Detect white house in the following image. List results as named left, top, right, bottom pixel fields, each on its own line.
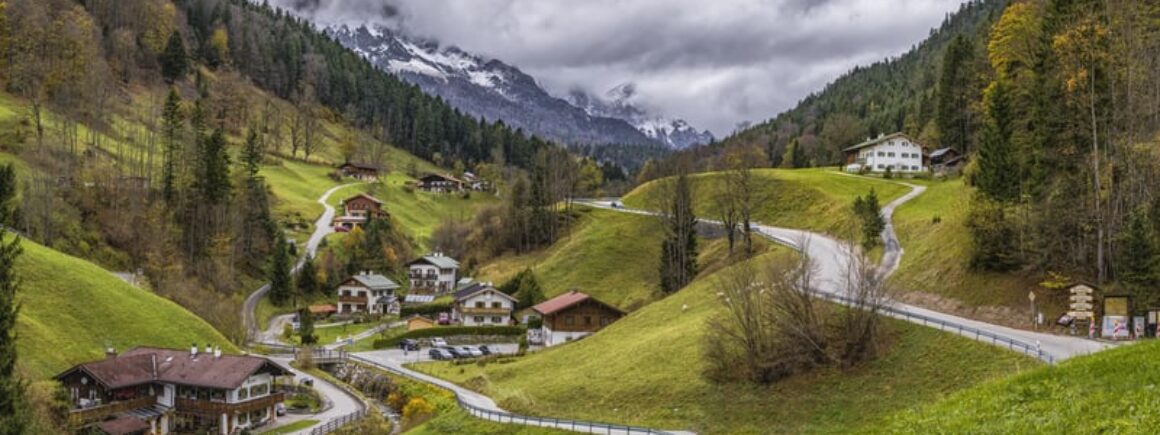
left=336, top=272, right=400, bottom=315
left=407, top=254, right=460, bottom=293
left=451, top=283, right=516, bottom=326
left=843, top=132, right=928, bottom=173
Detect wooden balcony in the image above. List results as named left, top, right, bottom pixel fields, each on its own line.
left=175, top=392, right=284, bottom=416
left=460, top=307, right=511, bottom=316
left=337, top=295, right=367, bottom=304
left=68, top=396, right=157, bottom=425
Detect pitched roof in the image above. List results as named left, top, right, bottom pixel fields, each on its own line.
left=929, top=147, right=957, bottom=158
left=420, top=173, right=464, bottom=184
left=346, top=273, right=400, bottom=290
left=842, top=132, right=919, bottom=152
left=454, top=285, right=517, bottom=303
left=98, top=415, right=150, bottom=435
left=344, top=192, right=384, bottom=205
left=56, top=347, right=292, bottom=390
left=339, top=162, right=379, bottom=170
left=308, top=304, right=337, bottom=314
left=453, top=282, right=488, bottom=300
left=409, top=254, right=460, bottom=269
left=532, top=290, right=624, bottom=316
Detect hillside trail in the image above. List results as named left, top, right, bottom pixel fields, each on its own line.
left=578, top=173, right=1115, bottom=362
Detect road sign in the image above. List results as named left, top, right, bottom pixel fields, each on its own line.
left=1028, top=291, right=1036, bottom=302
left=1070, top=285, right=1094, bottom=295
left=1070, top=294, right=1094, bottom=303
left=1069, top=311, right=1093, bottom=319
left=1070, top=302, right=1094, bottom=311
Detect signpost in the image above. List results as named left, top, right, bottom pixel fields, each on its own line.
left=1029, top=291, right=1037, bottom=329
left=1069, top=284, right=1096, bottom=336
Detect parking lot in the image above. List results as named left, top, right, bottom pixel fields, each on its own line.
left=354, top=342, right=520, bottom=366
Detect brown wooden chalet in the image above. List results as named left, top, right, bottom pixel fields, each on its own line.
left=416, top=173, right=465, bottom=193
left=334, top=193, right=388, bottom=230
left=54, top=346, right=292, bottom=435
left=531, top=291, right=625, bottom=346
left=337, top=161, right=380, bottom=180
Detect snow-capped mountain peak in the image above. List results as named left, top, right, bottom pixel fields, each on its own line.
left=568, top=82, right=714, bottom=149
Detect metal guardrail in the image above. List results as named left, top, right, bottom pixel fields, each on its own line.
left=348, top=355, right=672, bottom=434
left=309, top=409, right=367, bottom=435
left=813, top=290, right=1055, bottom=364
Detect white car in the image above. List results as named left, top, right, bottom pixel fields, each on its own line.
left=458, top=346, right=484, bottom=357
left=430, top=337, right=448, bottom=348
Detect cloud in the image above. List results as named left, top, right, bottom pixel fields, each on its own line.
left=268, top=0, right=965, bottom=136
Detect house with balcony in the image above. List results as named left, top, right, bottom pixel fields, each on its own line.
left=337, top=161, right=380, bottom=180
left=843, top=132, right=929, bottom=174
left=54, top=345, right=292, bottom=435
left=333, top=193, right=388, bottom=230
left=532, top=291, right=625, bottom=346
left=336, top=272, right=401, bottom=315
left=416, top=173, right=465, bottom=193
left=407, top=254, right=460, bottom=294
left=452, top=283, right=516, bottom=326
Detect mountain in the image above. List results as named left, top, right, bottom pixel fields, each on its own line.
left=567, top=83, right=714, bottom=149
left=326, top=24, right=709, bottom=149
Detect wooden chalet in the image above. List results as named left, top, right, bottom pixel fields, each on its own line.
left=337, top=162, right=380, bottom=180
left=416, top=173, right=465, bottom=193
left=531, top=291, right=624, bottom=346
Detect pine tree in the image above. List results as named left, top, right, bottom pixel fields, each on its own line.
left=0, top=164, right=16, bottom=228
left=197, top=128, right=231, bottom=205
left=269, top=231, right=293, bottom=306
left=514, top=270, right=545, bottom=309
left=242, top=128, right=263, bottom=179
left=161, top=88, right=184, bottom=203
left=297, top=255, right=319, bottom=296
left=660, top=173, right=698, bottom=294
left=1119, top=208, right=1158, bottom=304
left=0, top=162, right=27, bottom=434
left=298, top=308, right=316, bottom=345
left=936, top=34, right=977, bottom=152
left=853, top=189, right=885, bottom=249
left=160, top=31, right=188, bottom=82
left=974, top=81, right=1021, bottom=203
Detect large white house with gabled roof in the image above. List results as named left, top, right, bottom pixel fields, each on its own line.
left=336, top=272, right=400, bottom=315
left=843, top=132, right=929, bottom=173
left=407, top=253, right=460, bottom=293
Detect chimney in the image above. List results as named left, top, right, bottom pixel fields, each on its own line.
left=105, top=347, right=117, bottom=359
left=191, top=344, right=198, bottom=358
left=214, top=346, right=222, bottom=359
left=204, top=344, right=211, bottom=355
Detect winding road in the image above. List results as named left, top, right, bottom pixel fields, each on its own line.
left=581, top=175, right=1115, bottom=362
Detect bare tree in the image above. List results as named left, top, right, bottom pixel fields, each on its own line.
left=838, top=248, right=893, bottom=366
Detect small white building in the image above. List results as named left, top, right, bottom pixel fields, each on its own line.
left=843, top=132, right=929, bottom=173
left=407, top=254, right=460, bottom=293
left=451, top=283, right=516, bottom=326
left=336, top=272, right=400, bottom=315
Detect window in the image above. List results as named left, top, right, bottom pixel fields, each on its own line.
left=565, top=316, right=575, bottom=326
left=887, top=152, right=895, bottom=157
left=491, top=316, right=503, bottom=323
left=876, top=164, right=884, bottom=169
left=491, top=302, right=502, bottom=309
left=357, top=291, right=366, bottom=298
left=876, top=151, right=885, bottom=157
left=237, top=387, right=249, bottom=400
left=474, top=316, right=484, bottom=323
left=584, top=316, right=592, bottom=326
left=475, top=301, right=485, bottom=308
left=601, top=317, right=612, bottom=326
left=912, top=166, right=920, bottom=171
left=250, top=384, right=268, bottom=397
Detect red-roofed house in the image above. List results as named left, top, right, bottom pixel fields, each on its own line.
left=55, top=346, right=292, bottom=434
left=531, top=291, right=624, bottom=347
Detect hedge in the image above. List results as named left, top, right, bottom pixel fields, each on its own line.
left=372, top=325, right=525, bottom=349
left=400, top=301, right=452, bottom=317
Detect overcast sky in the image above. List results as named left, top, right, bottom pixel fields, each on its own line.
left=273, top=0, right=966, bottom=136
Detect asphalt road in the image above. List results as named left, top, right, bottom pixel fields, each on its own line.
left=578, top=175, right=1115, bottom=362
left=243, top=183, right=361, bottom=344
left=266, top=356, right=364, bottom=435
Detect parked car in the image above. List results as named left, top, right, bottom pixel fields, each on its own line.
left=334, top=225, right=350, bottom=233
left=400, top=339, right=420, bottom=351
left=275, top=403, right=286, bottom=416
left=442, top=346, right=465, bottom=358
left=437, top=312, right=451, bottom=325
left=430, top=337, right=448, bottom=347
left=428, top=348, right=453, bottom=360
left=478, top=345, right=493, bottom=355
left=458, top=346, right=484, bottom=358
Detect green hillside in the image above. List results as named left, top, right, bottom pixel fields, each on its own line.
left=623, top=169, right=910, bottom=237
left=12, top=235, right=236, bottom=380
left=415, top=251, right=1036, bottom=434
left=891, top=178, right=1036, bottom=310
left=884, top=340, right=1160, bottom=433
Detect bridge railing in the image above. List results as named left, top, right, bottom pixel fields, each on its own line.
left=309, top=409, right=367, bottom=435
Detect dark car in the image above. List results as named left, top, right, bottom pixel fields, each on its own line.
left=443, top=346, right=465, bottom=358
left=428, top=348, right=453, bottom=360
left=400, top=339, right=420, bottom=351
left=478, top=345, right=494, bottom=355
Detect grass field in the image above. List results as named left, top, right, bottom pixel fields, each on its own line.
left=890, top=178, right=1037, bottom=311
left=413, top=250, right=1037, bottom=434
left=476, top=207, right=770, bottom=312
left=11, top=235, right=237, bottom=380
left=622, top=168, right=911, bottom=238
left=882, top=340, right=1160, bottom=433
